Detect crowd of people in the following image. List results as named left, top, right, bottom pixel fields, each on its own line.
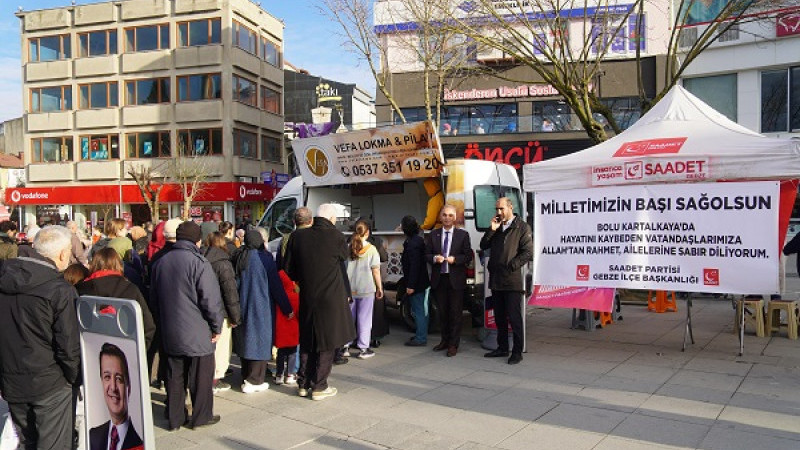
left=0, top=198, right=533, bottom=448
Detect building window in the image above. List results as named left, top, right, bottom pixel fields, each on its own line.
left=30, top=86, right=72, bottom=113
left=595, top=97, right=642, bottom=131
left=232, top=74, right=257, bottom=107
left=760, top=67, right=800, bottom=133
left=125, top=24, right=169, bottom=52
left=178, top=18, right=222, bottom=47
left=126, top=131, right=171, bottom=158
left=32, top=137, right=73, bottom=163
left=78, top=30, right=117, bottom=57
left=177, top=73, right=221, bottom=102
left=29, top=34, right=71, bottom=62
left=80, top=134, right=119, bottom=160
left=261, top=135, right=281, bottom=162
left=177, top=128, right=222, bottom=156
left=233, top=129, right=257, bottom=158
left=684, top=74, right=737, bottom=122
left=79, top=82, right=118, bottom=109
left=260, top=86, right=280, bottom=114
left=260, top=36, right=280, bottom=66
left=232, top=20, right=257, bottom=55
left=591, top=14, right=646, bottom=54
left=125, top=78, right=170, bottom=105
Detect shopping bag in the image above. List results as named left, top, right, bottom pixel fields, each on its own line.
left=0, top=413, right=19, bottom=450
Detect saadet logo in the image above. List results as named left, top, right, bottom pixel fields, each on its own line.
left=703, top=268, right=719, bottom=286
left=576, top=265, right=590, bottom=281
left=613, top=137, right=687, bottom=157
left=624, top=161, right=643, bottom=180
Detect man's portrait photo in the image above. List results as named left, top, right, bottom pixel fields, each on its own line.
left=89, top=342, right=143, bottom=450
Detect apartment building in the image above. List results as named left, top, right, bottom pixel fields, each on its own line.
left=8, top=0, right=285, bottom=228
left=680, top=3, right=800, bottom=138
left=373, top=1, right=671, bottom=170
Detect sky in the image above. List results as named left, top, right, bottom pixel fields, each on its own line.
left=0, top=0, right=375, bottom=122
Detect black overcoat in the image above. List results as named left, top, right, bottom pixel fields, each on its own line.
left=285, top=217, right=356, bottom=352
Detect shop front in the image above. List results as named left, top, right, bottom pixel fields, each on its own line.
left=4, top=181, right=276, bottom=231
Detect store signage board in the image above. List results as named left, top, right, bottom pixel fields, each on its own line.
left=291, top=121, right=445, bottom=187
left=533, top=181, right=779, bottom=294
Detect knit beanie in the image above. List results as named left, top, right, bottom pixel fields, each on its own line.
left=176, top=221, right=202, bottom=243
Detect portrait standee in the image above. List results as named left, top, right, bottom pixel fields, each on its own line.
left=78, top=295, right=155, bottom=449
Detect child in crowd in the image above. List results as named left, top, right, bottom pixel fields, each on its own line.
left=63, top=263, right=90, bottom=286
left=344, top=220, right=383, bottom=359
left=274, top=269, right=300, bottom=385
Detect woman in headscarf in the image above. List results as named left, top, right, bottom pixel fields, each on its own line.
left=232, top=230, right=293, bottom=393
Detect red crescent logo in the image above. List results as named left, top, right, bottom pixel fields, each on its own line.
left=703, top=268, right=719, bottom=286
left=576, top=265, right=590, bottom=281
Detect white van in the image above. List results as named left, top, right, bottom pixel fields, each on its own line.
left=258, top=158, right=523, bottom=329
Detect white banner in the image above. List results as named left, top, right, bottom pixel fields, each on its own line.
left=533, top=181, right=780, bottom=294
left=291, top=121, right=444, bottom=187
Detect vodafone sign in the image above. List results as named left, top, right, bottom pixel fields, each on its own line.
left=5, top=182, right=274, bottom=205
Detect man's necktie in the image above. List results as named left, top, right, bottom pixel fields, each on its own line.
left=110, top=425, right=119, bottom=450
left=441, top=230, right=450, bottom=273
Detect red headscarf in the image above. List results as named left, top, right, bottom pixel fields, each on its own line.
left=147, top=221, right=166, bottom=260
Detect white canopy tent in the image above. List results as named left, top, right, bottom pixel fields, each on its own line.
left=523, top=85, right=800, bottom=355
left=523, top=85, right=800, bottom=192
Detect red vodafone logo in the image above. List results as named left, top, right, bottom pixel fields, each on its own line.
left=613, top=137, right=687, bottom=157
left=703, top=268, right=719, bottom=286
left=576, top=265, right=590, bottom=281
left=239, top=185, right=247, bottom=198
left=10, top=190, right=21, bottom=203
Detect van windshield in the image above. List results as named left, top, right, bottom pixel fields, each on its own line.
left=474, top=185, right=522, bottom=231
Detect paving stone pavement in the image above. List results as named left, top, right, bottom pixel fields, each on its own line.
left=146, top=284, right=800, bottom=450
left=3, top=282, right=799, bottom=449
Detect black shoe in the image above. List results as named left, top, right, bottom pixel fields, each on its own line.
left=405, top=339, right=427, bottom=347
left=190, top=415, right=221, bottom=429
left=484, top=349, right=509, bottom=358
left=333, top=356, right=349, bottom=365
left=508, top=354, right=522, bottom=365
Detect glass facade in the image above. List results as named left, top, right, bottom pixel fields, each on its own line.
left=178, top=18, right=221, bottom=47
left=80, top=134, right=119, bottom=160
left=233, top=75, right=257, bottom=107
left=79, top=82, right=118, bottom=109
left=233, top=129, right=257, bottom=158
left=760, top=67, right=800, bottom=133
left=125, top=24, right=169, bottom=52
left=178, top=128, right=223, bottom=156
left=178, top=73, right=221, bottom=101
left=29, top=35, right=70, bottom=62
left=32, top=137, right=73, bottom=163
left=684, top=74, right=737, bottom=122
left=126, top=131, right=171, bottom=158
left=125, top=78, right=170, bottom=105
left=78, top=30, right=117, bottom=57
left=31, top=86, right=72, bottom=113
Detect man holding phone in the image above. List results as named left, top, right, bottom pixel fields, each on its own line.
left=480, top=197, right=533, bottom=365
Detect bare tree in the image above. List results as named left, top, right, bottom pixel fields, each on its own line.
left=321, top=0, right=407, bottom=123
left=416, top=0, right=767, bottom=143
left=126, top=161, right=167, bottom=223
left=168, top=137, right=213, bottom=220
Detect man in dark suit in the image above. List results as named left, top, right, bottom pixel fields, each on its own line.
left=90, top=343, right=143, bottom=450
left=481, top=197, right=533, bottom=365
left=425, top=204, right=473, bottom=357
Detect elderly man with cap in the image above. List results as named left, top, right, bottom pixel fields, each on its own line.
left=150, top=220, right=224, bottom=430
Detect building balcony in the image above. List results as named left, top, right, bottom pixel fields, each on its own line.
left=26, top=60, right=71, bottom=82
left=74, top=55, right=117, bottom=78
left=76, top=160, right=120, bottom=180
left=28, top=163, right=73, bottom=182
left=232, top=157, right=264, bottom=179
left=175, top=100, right=223, bottom=123
left=120, top=0, right=168, bottom=20
left=23, top=8, right=70, bottom=31
left=122, top=104, right=172, bottom=126
left=122, top=50, right=171, bottom=74
left=174, top=0, right=222, bottom=14
left=175, top=45, right=223, bottom=68
left=75, top=109, right=119, bottom=129
left=261, top=61, right=283, bottom=85
left=74, top=2, right=116, bottom=25
left=231, top=47, right=261, bottom=77
left=260, top=111, right=283, bottom=132
left=27, top=111, right=72, bottom=131
left=232, top=102, right=261, bottom=127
